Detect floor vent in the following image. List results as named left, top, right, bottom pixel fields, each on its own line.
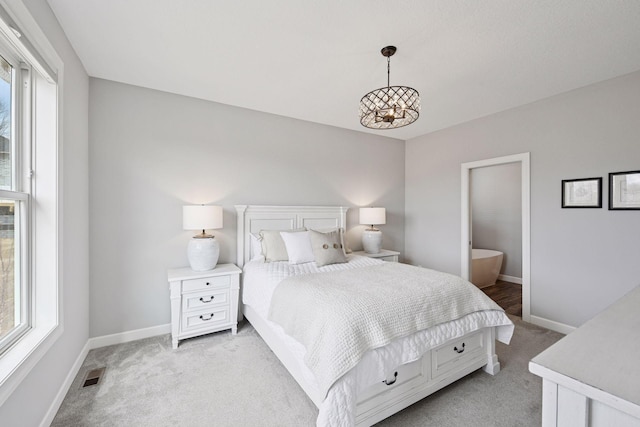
left=82, top=367, right=106, bottom=388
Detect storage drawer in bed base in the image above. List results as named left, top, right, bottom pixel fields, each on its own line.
left=357, top=356, right=430, bottom=414
left=355, top=328, right=496, bottom=427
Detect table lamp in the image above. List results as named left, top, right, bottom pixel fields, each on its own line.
left=360, top=207, right=386, bottom=254
left=183, top=205, right=223, bottom=271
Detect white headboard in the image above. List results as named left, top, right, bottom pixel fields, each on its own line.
left=234, top=205, right=349, bottom=268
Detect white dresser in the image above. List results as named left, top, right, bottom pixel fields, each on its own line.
left=529, top=286, right=640, bottom=426
left=168, top=264, right=241, bottom=349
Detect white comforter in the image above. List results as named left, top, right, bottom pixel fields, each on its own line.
left=268, top=262, right=508, bottom=397
left=243, top=256, right=514, bottom=426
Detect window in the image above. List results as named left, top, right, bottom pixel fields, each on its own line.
left=0, top=43, right=30, bottom=355
left=0, top=2, right=61, bottom=406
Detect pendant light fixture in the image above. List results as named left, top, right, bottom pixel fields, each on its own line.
left=359, top=46, right=420, bottom=130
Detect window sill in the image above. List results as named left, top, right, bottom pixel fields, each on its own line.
left=0, top=322, right=61, bottom=406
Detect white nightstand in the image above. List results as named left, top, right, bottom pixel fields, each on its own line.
left=352, top=249, right=400, bottom=262
left=168, top=263, right=241, bottom=349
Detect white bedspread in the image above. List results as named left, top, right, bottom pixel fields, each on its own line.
left=243, top=254, right=383, bottom=314
left=268, top=262, right=509, bottom=397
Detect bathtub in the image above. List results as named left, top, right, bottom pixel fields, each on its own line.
left=471, top=249, right=503, bottom=288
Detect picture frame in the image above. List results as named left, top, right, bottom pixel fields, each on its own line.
left=609, top=170, right=640, bottom=210
left=561, top=177, right=602, bottom=208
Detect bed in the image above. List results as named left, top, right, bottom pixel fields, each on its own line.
left=235, top=205, right=514, bottom=426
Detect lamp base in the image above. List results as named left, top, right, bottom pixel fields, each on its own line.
left=362, top=229, right=382, bottom=254
left=187, top=237, right=219, bottom=271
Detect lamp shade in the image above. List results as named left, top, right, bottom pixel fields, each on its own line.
left=359, top=207, right=386, bottom=226
left=183, top=205, right=223, bottom=230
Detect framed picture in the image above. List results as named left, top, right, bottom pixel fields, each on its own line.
left=609, top=170, right=640, bottom=210
left=561, top=177, right=602, bottom=208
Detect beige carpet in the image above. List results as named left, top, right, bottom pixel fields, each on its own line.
left=51, top=317, right=563, bottom=426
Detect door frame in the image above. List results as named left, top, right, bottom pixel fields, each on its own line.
left=461, top=152, right=531, bottom=322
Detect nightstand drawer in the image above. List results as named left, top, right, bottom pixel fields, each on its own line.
left=182, top=275, right=230, bottom=293
left=182, top=307, right=229, bottom=331
left=182, top=289, right=229, bottom=312
left=432, top=331, right=484, bottom=379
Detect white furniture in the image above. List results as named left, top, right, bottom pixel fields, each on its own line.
left=236, top=205, right=504, bottom=426
left=168, top=264, right=241, bottom=349
left=529, top=286, right=640, bottom=427
left=352, top=249, right=400, bottom=262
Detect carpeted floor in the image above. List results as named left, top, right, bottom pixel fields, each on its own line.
left=51, top=317, right=563, bottom=426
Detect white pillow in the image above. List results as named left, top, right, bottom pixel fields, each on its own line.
left=280, top=231, right=315, bottom=264
left=249, top=233, right=263, bottom=260
left=259, top=228, right=306, bottom=262
left=259, top=230, right=289, bottom=262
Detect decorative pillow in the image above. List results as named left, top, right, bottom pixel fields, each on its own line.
left=280, top=231, right=315, bottom=264
left=312, top=227, right=351, bottom=255
left=259, top=228, right=306, bottom=262
left=309, top=229, right=348, bottom=267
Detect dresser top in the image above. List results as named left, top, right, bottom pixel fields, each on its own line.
left=168, top=263, right=241, bottom=281
left=530, top=285, right=640, bottom=406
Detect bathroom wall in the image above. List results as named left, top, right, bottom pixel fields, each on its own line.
left=471, top=162, right=522, bottom=279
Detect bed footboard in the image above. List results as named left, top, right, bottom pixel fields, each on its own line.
left=246, top=302, right=499, bottom=426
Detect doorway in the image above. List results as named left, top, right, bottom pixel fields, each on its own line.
left=461, top=153, right=530, bottom=322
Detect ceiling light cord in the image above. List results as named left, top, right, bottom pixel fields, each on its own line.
left=387, top=56, right=391, bottom=89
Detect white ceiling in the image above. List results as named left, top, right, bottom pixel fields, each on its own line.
left=47, top=0, right=640, bottom=140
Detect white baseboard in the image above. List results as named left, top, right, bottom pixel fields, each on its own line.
left=498, top=274, right=522, bottom=284
left=39, top=340, right=90, bottom=427
left=88, top=323, right=171, bottom=350
left=530, top=315, right=576, bottom=335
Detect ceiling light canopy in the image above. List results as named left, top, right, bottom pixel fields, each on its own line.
left=359, top=46, right=420, bottom=130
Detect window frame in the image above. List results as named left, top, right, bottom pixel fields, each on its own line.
left=0, top=45, right=32, bottom=356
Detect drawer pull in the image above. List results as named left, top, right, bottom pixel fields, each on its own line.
left=205, top=282, right=211, bottom=286
left=199, top=313, right=215, bottom=321
left=383, top=371, right=398, bottom=386
left=454, top=343, right=465, bottom=354
left=199, top=296, right=215, bottom=303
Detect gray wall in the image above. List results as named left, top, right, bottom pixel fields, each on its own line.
left=405, top=70, right=640, bottom=328
left=471, top=162, right=522, bottom=278
left=89, top=78, right=405, bottom=337
left=0, top=0, right=90, bottom=425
